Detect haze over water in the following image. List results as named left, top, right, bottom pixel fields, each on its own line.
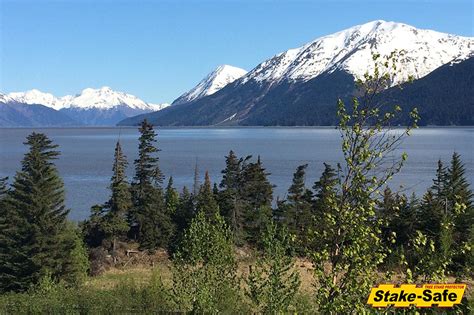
left=0, top=127, right=472, bottom=221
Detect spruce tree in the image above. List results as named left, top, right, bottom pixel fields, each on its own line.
left=165, top=177, right=180, bottom=215
left=0, top=133, right=80, bottom=291
left=218, top=150, right=249, bottom=245
left=196, top=171, right=219, bottom=220
left=241, top=156, right=273, bottom=246
left=311, top=163, right=338, bottom=251
left=130, top=120, right=173, bottom=250
left=418, top=160, right=447, bottom=239
left=446, top=152, right=473, bottom=273
left=174, top=186, right=195, bottom=234
left=278, top=164, right=313, bottom=254
left=170, top=186, right=195, bottom=254
left=103, top=141, right=132, bottom=253
left=82, top=141, right=132, bottom=253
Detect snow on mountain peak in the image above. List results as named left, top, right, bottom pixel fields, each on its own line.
left=6, top=87, right=168, bottom=112
left=242, top=20, right=473, bottom=85
left=172, top=65, right=247, bottom=105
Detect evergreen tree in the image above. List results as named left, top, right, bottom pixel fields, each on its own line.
left=446, top=152, right=473, bottom=274
left=0, top=133, right=81, bottom=292
left=165, top=177, right=180, bottom=215
left=130, top=120, right=173, bottom=250
left=218, top=150, right=249, bottom=245
left=82, top=205, right=106, bottom=248
left=418, top=160, right=447, bottom=239
left=0, top=177, right=7, bottom=197
left=174, top=187, right=195, bottom=234
left=311, top=163, right=338, bottom=251
left=196, top=171, right=219, bottom=220
left=278, top=164, right=313, bottom=254
left=82, top=141, right=132, bottom=254
left=103, top=141, right=132, bottom=253
left=170, top=187, right=195, bottom=254
left=241, top=156, right=274, bottom=246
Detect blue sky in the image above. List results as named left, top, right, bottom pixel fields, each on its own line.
left=1, top=0, right=472, bottom=103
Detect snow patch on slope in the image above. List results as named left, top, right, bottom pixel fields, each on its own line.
left=242, top=20, right=473, bottom=85
left=172, top=65, right=247, bottom=105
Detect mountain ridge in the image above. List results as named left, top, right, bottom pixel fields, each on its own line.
left=119, top=20, right=473, bottom=127
left=172, top=65, right=247, bottom=105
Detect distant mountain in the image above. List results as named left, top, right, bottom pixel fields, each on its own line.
left=172, top=65, right=247, bottom=105
left=119, top=20, right=473, bottom=126
left=0, top=94, right=79, bottom=127
left=6, top=87, right=169, bottom=126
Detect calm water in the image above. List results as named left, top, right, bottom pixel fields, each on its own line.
left=0, top=127, right=472, bottom=221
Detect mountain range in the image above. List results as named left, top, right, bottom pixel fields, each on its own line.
left=120, top=20, right=474, bottom=126
left=0, top=87, right=169, bottom=126
left=2, top=20, right=473, bottom=127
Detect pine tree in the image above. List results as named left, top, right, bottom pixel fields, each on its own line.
left=241, top=156, right=274, bottom=246
left=0, top=133, right=80, bottom=291
left=130, top=120, right=173, bottom=250
left=196, top=171, right=219, bottom=220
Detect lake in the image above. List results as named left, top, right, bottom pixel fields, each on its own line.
left=0, top=127, right=473, bottom=221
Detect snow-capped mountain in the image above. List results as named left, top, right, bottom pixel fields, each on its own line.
left=242, top=20, right=472, bottom=86
left=7, top=87, right=168, bottom=112
left=5, top=87, right=169, bottom=125
left=120, top=20, right=473, bottom=126
left=172, top=65, right=247, bottom=105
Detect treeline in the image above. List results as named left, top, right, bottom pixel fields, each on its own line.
left=0, top=53, right=472, bottom=313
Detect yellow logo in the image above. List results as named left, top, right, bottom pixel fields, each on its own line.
left=367, top=284, right=466, bottom=308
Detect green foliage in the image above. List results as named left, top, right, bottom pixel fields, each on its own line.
left=0, top=133, right=84, bottom=292
left=130, top=120, right=174, bottom=250
left=196, top=171, right=220, bottom=220
left=277, top=164, right=313, bottom=255
left=218, top=150, right=249, bottom=244
left=406, top=153, right=474, bottom=281
left=246, top=222, right=301, bottom=313
left=83, top=141, right=132, bottom=252
left=311, top=52, right=418, bottom=313
left=240, top=156, right=274, bottom=246
left=172, top=210, right=242, bottom=312
left=0, top=269, right=176, bottom=313
left=165, top=176, right=180, bottom=214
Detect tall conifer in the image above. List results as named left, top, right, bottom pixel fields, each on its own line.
left=241, top=156, right=273, bottom=246
left=0, top=133, right=82, bottom=291
left=130, top=120, right=173, bottom=250
left=196, top=172, right=219, bottom=220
